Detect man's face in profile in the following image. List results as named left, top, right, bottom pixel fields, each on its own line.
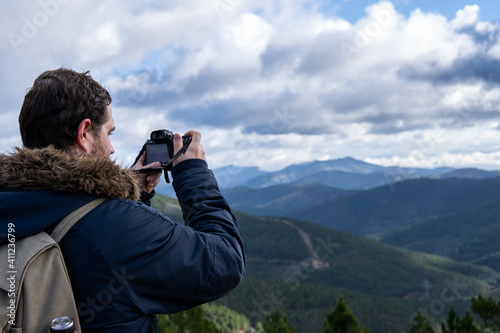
left=88, top=105, right=115, bottom=159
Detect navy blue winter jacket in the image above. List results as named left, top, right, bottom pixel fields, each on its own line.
left=0, top=147, right=245, bottom=332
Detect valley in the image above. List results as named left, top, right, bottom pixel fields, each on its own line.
left=152, top=157, right=500, bottom=332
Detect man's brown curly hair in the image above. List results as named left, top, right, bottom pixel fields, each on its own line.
left=19, top=68, right=112, bottom=150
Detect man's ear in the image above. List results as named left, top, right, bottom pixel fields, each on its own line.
left=75, top=118, right=93, bottom=154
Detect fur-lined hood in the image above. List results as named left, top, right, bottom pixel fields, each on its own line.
left=0, top=146, right=140, bottom=201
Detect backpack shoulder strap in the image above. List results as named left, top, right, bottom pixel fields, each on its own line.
left=51, top=198, right=108, bottom=242
left=0, top=197, right=108, bottom=333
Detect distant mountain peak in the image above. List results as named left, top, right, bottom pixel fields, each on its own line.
left=338, top=156, right=359, bottom=161
left=204, top=156, right=500, bottom=193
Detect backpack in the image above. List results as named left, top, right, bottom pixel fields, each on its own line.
left=0, top=198, right=107, bottom=333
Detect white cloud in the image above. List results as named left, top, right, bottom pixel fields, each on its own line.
left=1, top=0, right=500, bottom=172
left=78, top=23, right=123, bottom=63
left=451, top=4, right=480, bottom=30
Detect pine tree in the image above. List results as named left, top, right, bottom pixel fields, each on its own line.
left=262, top=309, right=296, bottom=333
left=157, top=305, right=222, bottom=333
left=406, top=311, right=435, bottom=333
left=470, top=295, right=500, bottom=331
left=442, top=307, right=458, bottom=333
left=456, top=311, right=479, bottom=333
left=442, top=307, right=479, bottom=333
left=322, top=296, right=369, bottom=333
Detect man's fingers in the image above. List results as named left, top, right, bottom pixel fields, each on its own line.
left=173, top=133, right=183, bottom=155
left=143, top=161, right=162, bottom=169
left=132, top=153, right=146, bottom=170
left=172, top=130, right=206, bottom=167
left=184, top=130, right=201, bottom=143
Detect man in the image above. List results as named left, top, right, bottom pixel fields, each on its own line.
left=0, top=68, right=245, bottom=332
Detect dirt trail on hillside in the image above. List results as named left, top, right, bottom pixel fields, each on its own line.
left=278, top=219, right=329, bottom=269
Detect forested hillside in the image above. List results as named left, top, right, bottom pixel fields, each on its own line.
left=152, top=196, right=499, bottom=332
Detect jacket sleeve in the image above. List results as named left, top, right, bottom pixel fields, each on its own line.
left=108, top=159, right=245, bottom=314
left=139, top=190, right=155, bottom=206
left=172, top=159, right=244, bottom=252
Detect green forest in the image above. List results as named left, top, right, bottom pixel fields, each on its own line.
left=151, top=173, right=500, bottom=333
left=156, top=295, right=500, bottom=332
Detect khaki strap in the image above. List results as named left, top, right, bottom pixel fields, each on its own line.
left=51, top=198, right=108, bottom=243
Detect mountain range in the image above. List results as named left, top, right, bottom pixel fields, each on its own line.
left=151, top=195, right=499, bottom=333
left=213, top=157, right=500, bottom=190
left=154, top=156, right=500, bottom=196
left=151, top=157, right=500, bottom=332
left=221, top=173, right=500, bottom=274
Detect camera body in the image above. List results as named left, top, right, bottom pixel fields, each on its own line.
left=144, top=129, right=190, bottom=165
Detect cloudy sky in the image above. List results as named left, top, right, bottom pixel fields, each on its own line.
left=1, top=0, right=500, bottom=172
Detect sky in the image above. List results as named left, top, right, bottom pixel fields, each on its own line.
left=1, top=0, right=500, bottom=172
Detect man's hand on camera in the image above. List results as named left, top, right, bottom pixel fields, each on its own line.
left=132, top=153, right=163, bottom=193
left=173, top=130, right=206, bottom=167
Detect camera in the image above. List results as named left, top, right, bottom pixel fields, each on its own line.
left=144, top=129, right=191, bottom=166
left=134, top=129, right=192, bottom=182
